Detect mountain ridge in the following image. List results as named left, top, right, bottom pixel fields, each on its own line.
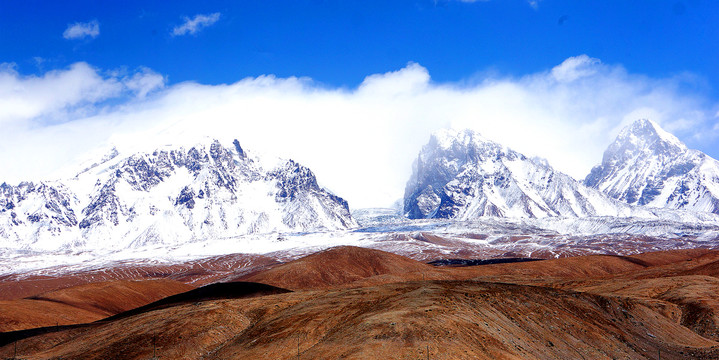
left=585, top=119, right=719, bottom=214
left=404, top=128, right=649, bottom=220
left=0, top=138, right=356, bottom=251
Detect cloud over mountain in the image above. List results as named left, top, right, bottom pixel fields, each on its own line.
left=0, top=56, right=716, bottom=208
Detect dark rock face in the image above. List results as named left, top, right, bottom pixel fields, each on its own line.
left=269, top=160, right=320, bottom=201
left=0, top=181, right=78, bottom=230
left=175, top=186, right=196, bottom=209
left=232, top=139, right=246, bottom=159
left=80, top=180, right=122, bottom=229
left=584, top=119, right=719, bottom=214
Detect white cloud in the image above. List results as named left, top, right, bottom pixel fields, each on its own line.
left=0, top=62, right=120, bottom=125
left=0, top=57, right=716, bottom=209
left=0, top=63, right=164, bottom=127
left=63, top=20, right=100, bottom=40
left=172, top=13, right=221, bottom=36
left=358, top=62, right=430, bottom=95
left=551, top=55, right=601, bottom=83
left=122, top=67, right=166, bottom=98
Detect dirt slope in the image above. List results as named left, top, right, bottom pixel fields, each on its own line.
left=3, top=280, right=718, bottom=360
left=0, top=279, right=193, bottom=332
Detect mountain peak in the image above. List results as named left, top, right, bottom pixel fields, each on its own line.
left=430, top=128, right=489, bottom=150
left=585, top=119, right=719, bottom=213
left=613, top=119, right=685, bottom=154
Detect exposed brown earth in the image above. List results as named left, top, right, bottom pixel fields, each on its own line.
left=239, top=246, right=438, bottom=290
left=0, top=279, right=193, bottom=332
left=3, top=246, right=719, bottom=359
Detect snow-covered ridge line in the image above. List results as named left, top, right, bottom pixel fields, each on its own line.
left=0, top=138, right=356, bottom=252
left=404, top=126, right=719, bottom=225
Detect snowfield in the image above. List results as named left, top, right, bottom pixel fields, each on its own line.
left=3, top=208, right=719, bottom=277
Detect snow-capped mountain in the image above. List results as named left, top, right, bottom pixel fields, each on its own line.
left=404, top=129, right=652, bottom=220
left=0, top=139, right=356, bottom=251
left=584, top=119, right=719, bottom=214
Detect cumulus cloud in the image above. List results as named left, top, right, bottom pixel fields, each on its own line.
left=0, top=63, right=165, bottom=127
left=172, top=13, right=221, bottom=36
left=0, top=62, right=120, bottom=125
left=63, top=20, right=100, bottom=40
left=0, top=56, right=716, bottom=209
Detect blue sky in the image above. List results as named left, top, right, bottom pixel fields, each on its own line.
left=0, top=1, right=718, bottom=207
left=2, top=1, right=717, bottom=89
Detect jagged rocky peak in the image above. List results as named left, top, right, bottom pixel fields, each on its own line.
left=585, top=119, right=719, bottom=214
left=404, top=128, right=632, bottom=220
left=0, top=138, right=357, bottom=251
left=424, top=129, right=521, bottom=161
left=404, top=129, right=525, bottom=218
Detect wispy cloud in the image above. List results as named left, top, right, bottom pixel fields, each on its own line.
left=63, top=20, right=100, bottom=40
left=0, top=57, right=715, bottom=208
left=172, top=13, right=221, bottom=36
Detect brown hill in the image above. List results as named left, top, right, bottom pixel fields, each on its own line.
left=239, top=246, right=437, bottom=290
left=0, top=279, right=193, bottom=332
left=0, top=299, right=100, bottom=333
left=5, top=247, right=719, bottom=359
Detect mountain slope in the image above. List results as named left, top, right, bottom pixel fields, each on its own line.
left=0, top=139, right=356, bottom=251
left=404, top=129, right=643, bottom=220
left=585, top=119, right=719, bottom=214
left=240, top=246, right=436, bottom=290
